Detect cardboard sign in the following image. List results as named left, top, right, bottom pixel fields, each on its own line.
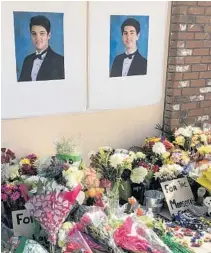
left=161, top=177, right=194, bottom=215
left=12, top=209, right=35, bottom=237
left=12, top=209, right=49, bottom=247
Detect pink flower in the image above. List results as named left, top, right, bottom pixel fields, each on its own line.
left=4, top=185, right=12, bottom=195
left=11, top=185, right=18, bottom=191
left=1, top=185, right=6, bottom=192
left=1, top=193, right=7, bottom=201
left=84, top=168, right=100, bottom=188
left=26, top=154, right=37, bottom=160
left=80, top=215, right=91, bottom=227
left=100, top=178, right=112, bottom=190
left=11, top=191, right=20, bottom=201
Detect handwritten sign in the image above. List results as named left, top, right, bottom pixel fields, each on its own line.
left=161, top=177, right=194, bottom=215
left=12, top=209, right=35, bottom=237
left=12, top=209, right=49, bottom=247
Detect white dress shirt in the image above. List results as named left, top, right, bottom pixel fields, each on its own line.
left=31, top=50, right=47, bottom=81
left=122, top=49, right=137, bottom=77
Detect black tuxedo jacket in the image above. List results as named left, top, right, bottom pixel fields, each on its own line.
left=18, top=46, right=65, bottom=82
left=110, top=50, right=147, bottom=77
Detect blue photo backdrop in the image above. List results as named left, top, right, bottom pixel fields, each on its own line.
left=110, top=15, right=149, bottom=70
left=13, top=11, right=64, bottom=81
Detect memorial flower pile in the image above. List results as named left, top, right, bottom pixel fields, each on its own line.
left=1, top=125, right=211, bottom=253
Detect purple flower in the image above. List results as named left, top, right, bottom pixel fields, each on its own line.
left=1, top=193, right=7, bottom=201
left=1, top=184, right=7, bottom=192
left=10, top=191, right=20, bottom=201
left=11, top=185, right=18, bottom=190
left=4, top=185, right=12, bottom=195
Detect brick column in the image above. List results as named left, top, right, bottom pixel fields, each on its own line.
left=163, top=1, right=211, bottom=131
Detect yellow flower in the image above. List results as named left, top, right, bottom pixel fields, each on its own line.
left=136, top=152, right=146, bottom=159
left=162, top=152, right=170, bottom=160
left=19, top=158, right=30, bottom=165
left=164, top=158, right=174, bottom=165
left=144, top=137, right=161, bottom=145
left=7, top=165, right=20, bottom=180
left=202, top=167, right=211, bottom=182
left=96, top=187, right=104, bottom=194
left=151, top=137, right=161, bottom=143
left=62, top=222, right=73, bottom=230
left=200, top=134, right=207, bottom=143
left=85, top=191, right=89, bottom=198
left=87, top=188, right=96, bottom=198
left=175, top=136, right=185, bottom=147
left=181, top=154, right=190, bottom=163
left=58, top=240, right=65, bottom=248
left=191, top=136, right=199, bottom=147
left=62, top=167, right=73, bottom=176
left=198, top=145, right=211, bottom=155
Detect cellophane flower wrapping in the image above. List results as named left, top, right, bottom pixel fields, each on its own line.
left=65, top=227, right=93, bottom=253
left=132, top=216, right=173, bottom=253
left=113, top=216, right=165, bottom=253
left=25, top=184, right=81, bottom=245
left=74, top=205, right=125, bottom=253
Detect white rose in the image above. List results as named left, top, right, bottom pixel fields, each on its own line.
left=109, top=154, right=125, bottom=168
left=136, top=152, right=146, bottom=159
left=128, top=151, right=136, bottom=161
left=130, top=166, right=148, bottom=184
left=192, top=127, right=202, bottom=135
left=152, top=142, right=166, bottom=155
left=6, top=165, right=20, bottom=180
left=58, top=230, right=66, bottom=241
left=76, top=191, right=85, bottom=205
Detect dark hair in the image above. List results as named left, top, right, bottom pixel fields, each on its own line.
left=121, top=18, right=140, bottom=35
left=30, top=15, right=51, bottom=34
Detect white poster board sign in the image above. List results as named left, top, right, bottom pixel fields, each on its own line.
left=12, top=209, right=49, bottom=246
left=161, top=177, right=194, bottom=215
left=88, top=1, right=169, bottom=110
left=1, top=1, right=87, bottom=119
left=12, top=209, right=35, bottom=237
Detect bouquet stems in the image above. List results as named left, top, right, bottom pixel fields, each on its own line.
left=108, top=177, right=121, bottom=218
left=50, top=243, right=55, bottom=253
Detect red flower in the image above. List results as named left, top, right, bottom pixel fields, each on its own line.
left=138, top=162, right=149, bottom=169
left=162, top=139, right=174, bottom=150
left=100, top=178, right=112, bottom=190
left=152, top=165, right=159, bottom=173
left=1, top=148, right=16, bottom=164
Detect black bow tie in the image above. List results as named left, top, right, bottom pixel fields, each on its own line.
left=34, top=48, right=48, bottom=60
left=124, top=51, right=137, bottom=59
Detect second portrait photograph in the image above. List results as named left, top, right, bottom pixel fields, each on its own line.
left=110, top=15, right=149, bottom=78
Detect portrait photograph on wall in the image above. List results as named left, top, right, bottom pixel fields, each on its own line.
left=2, top=1, right=87, bottom=119
left=88, top=1, right=169, bottom=110
left=13, top=11, right=64, bottom=82
left=110, top=15, right=149, bottom=78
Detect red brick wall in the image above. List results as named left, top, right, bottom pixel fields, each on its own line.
left=163, top=1, right=211, bottom=131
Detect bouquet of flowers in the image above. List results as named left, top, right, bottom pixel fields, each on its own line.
left=173, top=126, right=210, bottom=160
left=25, top=184, right=81, bottom=246
left=73, top=205, right=125, bottom=253
left=89, top=147, right=135, bottom=213
left=1, top=148, right=16, bottom=164
left=1, top=183, right=26, bottom=228
left=54, top=136, right=82, bottom=167
left=189, top=160, right=211, bottom=192
left=58, top=222, right=93, bottom=253
left=19, top=154, right=38, bottom=176
left=154, top=164, right=183, bottom=182
left=143, top=137, right=174, bottom=167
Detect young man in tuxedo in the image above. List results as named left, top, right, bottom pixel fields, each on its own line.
left=19, top=15, right=65, bottom=82
left=110, top=18, right=147, bottom=78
